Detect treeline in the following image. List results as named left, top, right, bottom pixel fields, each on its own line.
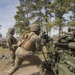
left=14, top=0, right=75, bottom=36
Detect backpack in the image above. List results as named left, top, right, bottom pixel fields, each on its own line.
left=17, top=33, right=29, bottom=47
left=16, top=32, right=35, bottom=57
left=17, top=32, right=35, bottom=50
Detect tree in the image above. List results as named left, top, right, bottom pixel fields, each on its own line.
left=68, top=1, right=75, bottom=26
left=52, top=0, right=72, bottom=37
left=14, top=0, right=75, bottom=37
left=0, top=25, right=2, bottom=37
left=0, top=33, right=2, bottom=37
left=14, top=0, right=30, bottom=35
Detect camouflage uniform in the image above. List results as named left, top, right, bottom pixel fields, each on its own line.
left=7, top=24, right=44, bottom=75
left=6, top=28, right=17, bottom=65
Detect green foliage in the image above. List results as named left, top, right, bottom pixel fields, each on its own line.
left=14, top=0, right=75, bottom=36
left=20, top=26, right=30, bottom=35
left=68, top=20, right=75, bottom=26
left=45, top=22, right=54, bottom=32
left=54, top=18, right=62, bottom=26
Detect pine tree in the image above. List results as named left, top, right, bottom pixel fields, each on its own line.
left=53, top=0, right=72, bottom=37
left=14, top=0, right=74, bottom=36
left=68, top=0, right=75, bottom=26
left=14, top=0, right=30, bottom=35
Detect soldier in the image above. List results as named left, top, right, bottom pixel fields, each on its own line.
left=58, top=27, right=75, bottom=43
left=66, top=27, right=75, bottom=42
left=6, top=24, right=44, bottom=75
left=6, top=28, right=17, bottom=66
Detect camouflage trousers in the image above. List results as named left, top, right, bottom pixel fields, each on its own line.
left=10, top=50, right=15, bottom=66
left=7, top=53, right=45, bottom=75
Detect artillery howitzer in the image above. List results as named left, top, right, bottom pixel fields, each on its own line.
left=54, top=42, right=75, bottom=74
left=42, top=35, right=75, bottom=75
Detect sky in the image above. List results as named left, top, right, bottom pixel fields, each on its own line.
left=0, top=0, right=20, bottom=37
left=0, top=0, right=72, bottom=37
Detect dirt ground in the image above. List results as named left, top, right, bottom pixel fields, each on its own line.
left=0, top=47, right=55, bottom=75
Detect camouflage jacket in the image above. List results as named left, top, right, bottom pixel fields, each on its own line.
left=6, top=34, right=17, bottom=50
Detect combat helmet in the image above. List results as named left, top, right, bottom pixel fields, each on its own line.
left=30, top=24, right=40, bottom=32
left=8, top=28, right=15, bottom=34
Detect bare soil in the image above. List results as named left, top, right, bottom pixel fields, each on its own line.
left=0, top=47, right=55, bottom=75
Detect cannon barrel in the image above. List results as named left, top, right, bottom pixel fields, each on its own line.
left=55, top=42, right=75, bottom=50
left=55, top=43, right=68, bottom=49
